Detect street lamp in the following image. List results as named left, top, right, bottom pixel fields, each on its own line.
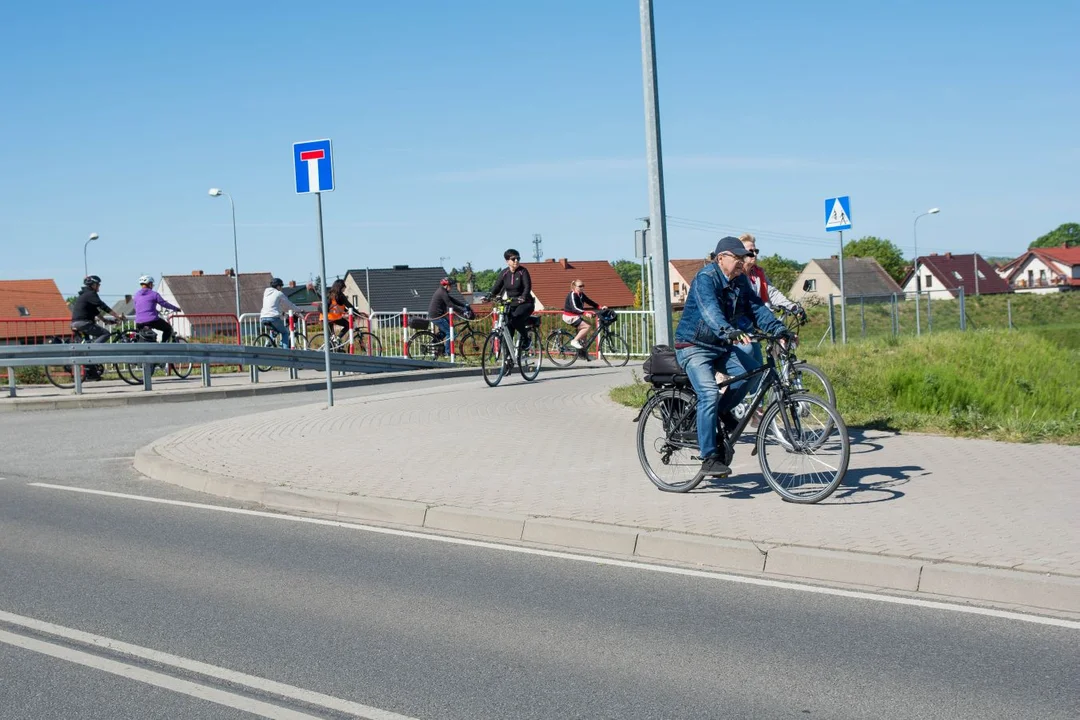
left=209, top=188, right=241, bottom=322
left=913, top=208, right=940, bottom=336
left=83, top=233, right=99, bottom=277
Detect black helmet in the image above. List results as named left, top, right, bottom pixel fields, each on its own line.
left=270, top=278, right=284, bottom=289
left=83, top=275, right=102, bottom=287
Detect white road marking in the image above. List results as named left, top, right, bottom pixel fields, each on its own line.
left=28, top=482, right=1080, bottom=630
left=0, top=628, right=320, bottom=720
left=0, top=609, right=419, bottom=720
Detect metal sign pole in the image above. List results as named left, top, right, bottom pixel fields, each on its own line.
left=316, top=192, right=334, bottom=407
left=838, top=229, right=847, bottom=344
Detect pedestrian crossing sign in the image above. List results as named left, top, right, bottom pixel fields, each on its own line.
left=824, top=196, right=852, bottom=232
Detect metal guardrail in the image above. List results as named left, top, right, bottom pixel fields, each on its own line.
left=1, top=343, right=453, bottom=397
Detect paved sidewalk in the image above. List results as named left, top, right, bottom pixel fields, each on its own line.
left=134, top=366, right=1080, bottom=614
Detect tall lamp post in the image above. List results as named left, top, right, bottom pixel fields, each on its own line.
left=83, top=233, right=99, bottom=277
left=209, top=189, right=241, bottom=322
left=913, top=207, right=940, bottom=336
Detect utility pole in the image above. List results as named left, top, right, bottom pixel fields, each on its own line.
left=639, top=0, right=673, bottom=345
left=532, top=234, right=543, bottom=263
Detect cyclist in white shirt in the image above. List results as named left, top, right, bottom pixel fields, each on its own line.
left=260, top=278, right=302, bottom=348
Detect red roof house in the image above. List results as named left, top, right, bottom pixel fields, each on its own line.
left=0, top=279, right=72, bottom=342
left=900, top=253, right=1011, bottom=297
left=1002, top=246, right=1080, bottom=292
left=520, top=259, right=636, bottom=311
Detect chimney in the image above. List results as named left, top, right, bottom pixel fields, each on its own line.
left=192, top=270, right=204, bottom=276
left=830, top=255, right=838, bottom=260
left=288, top=280, right=296, bottom=288
left=225, top=268, right=234, bottom=277
left=944, top=252, right=952, bottom=259
left=930, top=252, right=938, bottom=256
left=559, top=258, right=569, bottom=269
left=124, top=294, right=132, bottom=302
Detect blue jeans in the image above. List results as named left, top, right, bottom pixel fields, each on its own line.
left=262, top=317, right=290, bottom=348
left=676, top=344, right=756, bottom=460
left=432, top=316, right=451, bottom=355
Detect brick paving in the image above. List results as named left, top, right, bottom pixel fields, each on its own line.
left=150, top=365, right=1080, bottom=577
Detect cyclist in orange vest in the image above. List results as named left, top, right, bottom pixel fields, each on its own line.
left=322, top=279, right=367, bottom=342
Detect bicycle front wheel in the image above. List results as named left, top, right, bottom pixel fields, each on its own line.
left=787, top=362, right=836, bottom=408
left=406, top=331, right=441, bottom=361
left=636, top=388, right=704, bottom=493
left=481, top=333, right=507, bottom=387
left=518, top=328, right=542, bottom=381
left=756, top=392, right=849, bottom=504
left=544, top=330, right=578, bottom=368
left=351, top=331, right=383, bottom=357
left=599, top=332, right=630, bottom=367
left=111, top=331, right=140, bottom=385
left=170, top=337, right=193, bottom=379
left=456, top=331, right=482, bottom=360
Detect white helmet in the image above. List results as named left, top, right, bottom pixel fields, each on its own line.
left=139, top=275, right=154, bottom=286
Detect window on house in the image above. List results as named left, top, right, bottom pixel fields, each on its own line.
left=1039, top=270, right=1047, bottom=284
left=351, top=295, right=358, bottom=307
left=1028, top=269, right=1034, bottom=285
left=925, top=274, right=933, bottom=288
left=672, top=283, right=680, bottom=295
left=805, top=279, right=817, bottom=292
left=17, top=306, right=30, bottom=317
left=952, top=271, right=963, bottom=280
left=977, top=270, right=986, bottom=279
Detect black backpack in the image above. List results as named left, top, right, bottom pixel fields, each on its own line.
left=642, top=344, right=687, bottom=386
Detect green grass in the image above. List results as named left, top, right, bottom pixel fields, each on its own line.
left=798, top=289, right=1080, bottom=342
left=611, top=327, right=1080, bottom=444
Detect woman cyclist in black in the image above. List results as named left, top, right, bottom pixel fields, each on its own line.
left=488, top=248, right=534, bottom=351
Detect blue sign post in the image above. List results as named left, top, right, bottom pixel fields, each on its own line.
left=824, top=196, right=851, bottom=343
left=294, top=139, right=336, bottom=405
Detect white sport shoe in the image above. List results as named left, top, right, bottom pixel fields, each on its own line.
left=570, top=339, right=583, bottom=350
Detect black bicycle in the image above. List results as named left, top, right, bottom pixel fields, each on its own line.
left=253, top=313, right=308, bottom=372
left=44, top=318, right=124, bottom=389
left=125, top=325, right=193, bottom=383
left=406, top=308, right=477, bottom=361
left=634, top=332, right=849, bottom=503
left=309, top=309, right=383, bottom=357
left=544, top=308, right=630, bottom=368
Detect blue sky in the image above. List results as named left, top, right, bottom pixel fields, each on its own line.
left=2, top=0, right=1077, bottom=300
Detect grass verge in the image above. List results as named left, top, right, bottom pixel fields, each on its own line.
left=610, top=328, right=1080, bottom=444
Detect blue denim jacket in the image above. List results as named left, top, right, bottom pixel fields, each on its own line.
left=674, top=262, right=785, bottom=352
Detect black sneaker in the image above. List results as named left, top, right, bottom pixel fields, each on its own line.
left=700, top=456, right=731, bottom=477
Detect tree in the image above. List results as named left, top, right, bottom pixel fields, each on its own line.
left=611, top=259, right=642, bottom=294
left=1029, top=223, right=1080, bottom=249
left=843, top=236, right=907, bottom=284
left=756, top=254, right=804, bottom=295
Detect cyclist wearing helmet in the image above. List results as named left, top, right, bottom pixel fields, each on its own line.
left=133, top=275, right=179, bottom=342
left=260, top=277, right=303, bottom=348
left=488, top=248, right=535, bottom=351
left=71, top=275, right=122, bottom=345
left=427, top=277, right=470, bottom=355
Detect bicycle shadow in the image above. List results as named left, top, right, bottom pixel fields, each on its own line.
left=692, top=462, right=928, bottom=504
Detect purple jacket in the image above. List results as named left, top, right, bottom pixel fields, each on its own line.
left=134, top=288, right=180, bottom=324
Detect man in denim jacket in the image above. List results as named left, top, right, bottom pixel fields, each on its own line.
left=674, top=236, right=788, bottom=477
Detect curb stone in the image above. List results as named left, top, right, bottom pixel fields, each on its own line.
left=132, top=440, right=1080, bottom=616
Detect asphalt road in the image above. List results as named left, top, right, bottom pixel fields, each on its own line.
left=1, top=380, right=1077, bottom=719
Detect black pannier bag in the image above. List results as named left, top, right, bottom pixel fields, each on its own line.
left=408, top=317, right=430, bottom=331
left=642, top=344, right=687, bottom=386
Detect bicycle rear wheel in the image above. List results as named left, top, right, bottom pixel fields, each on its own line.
left=254, top=333, right=277, bottom=372
left=518, top=328, right=542, bottom=381
left=756, top=392, right=849, bottom=504
left=636, top=388, right=705, bottom=493
left=406, top=331, right=441, bottom=361
left=599, top=332, right=630, bottom=367
left=170, top=338, right=193, bottom=379
left=481, top=333, right=507, bottom=387
left=544, top=329, right=578, bottom=368
left=456, top=331, right=482, bottom=359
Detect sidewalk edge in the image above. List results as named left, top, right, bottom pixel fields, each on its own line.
left=132, top=442, right=1080, bottom=616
